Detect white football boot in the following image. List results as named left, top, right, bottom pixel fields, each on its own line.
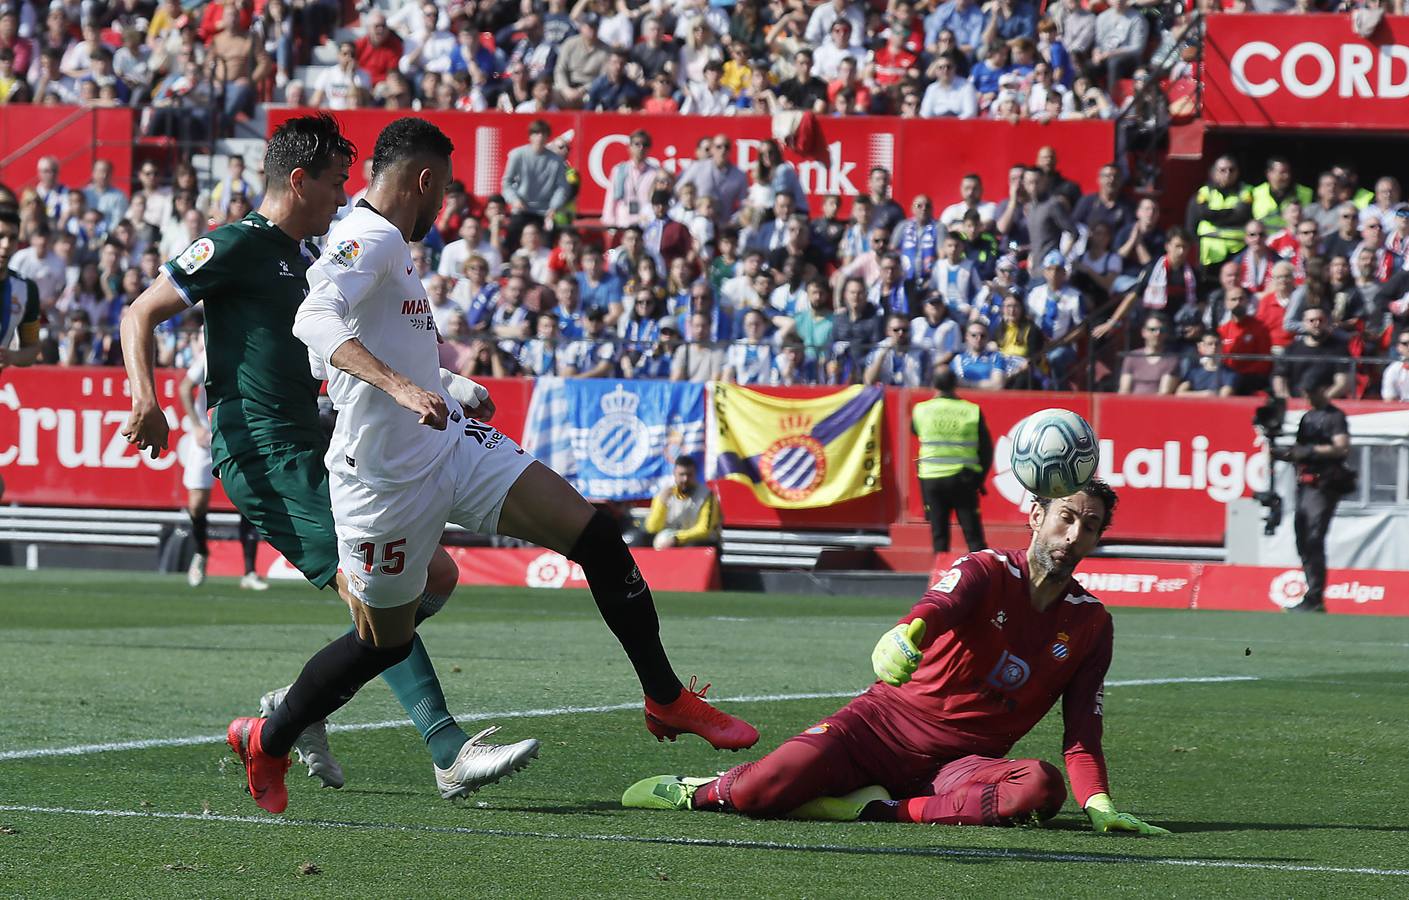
left=259, top=685, right=345, bottom=789
left=187, top=553, right=207, bottom=587
left=434, top=726, right=541, bottom=800
left=240, top=573, right=270, bottom=591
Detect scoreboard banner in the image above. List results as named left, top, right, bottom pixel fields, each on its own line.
left=1203, top=13, right=1409, bottom=130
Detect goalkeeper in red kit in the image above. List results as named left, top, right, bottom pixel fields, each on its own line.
left=623, top=479, right=1169, bottom=835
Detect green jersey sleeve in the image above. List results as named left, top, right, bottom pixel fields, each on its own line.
left=163, top=225, right=247, bottom=307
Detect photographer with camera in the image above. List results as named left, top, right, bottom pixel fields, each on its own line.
left=1269, top=366, right=1354, bottom=614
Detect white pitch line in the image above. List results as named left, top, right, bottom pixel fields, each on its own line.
left=0, top=803, right=1403, bottom=879
left=0, top=677, right=1259, bottom=763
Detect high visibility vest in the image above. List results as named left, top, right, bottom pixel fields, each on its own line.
left=913, top=396, right=981, bottom=479
left=1251, top=182, right=1312, bottom=230
left=1194, top=183, right=1254, bottom=267
left=1352, top=187, right=1374, bottom=209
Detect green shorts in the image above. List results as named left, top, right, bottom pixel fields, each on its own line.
left=216, top=443, right=339, bottom=589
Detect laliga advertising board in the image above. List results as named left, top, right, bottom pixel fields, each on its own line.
left=905, top=392, right=1272, bottom=544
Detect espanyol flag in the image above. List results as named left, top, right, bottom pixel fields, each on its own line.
left=522, top=378, right=706, bottom=501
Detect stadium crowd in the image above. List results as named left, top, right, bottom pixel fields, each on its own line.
left=2, top=0, right=1407, bottom=402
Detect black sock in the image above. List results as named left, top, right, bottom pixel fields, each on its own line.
left=569, top=510, right=682, bottom=705
left=262, top=631, right=414, bottom=757
left=238, top=516, right=259, bottom=575
left=188, top=510, right=208, bottom=556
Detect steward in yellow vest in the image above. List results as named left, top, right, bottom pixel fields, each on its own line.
left=911, top=367, right=993, bottom=554
left=1251, top=157, right=1312, bottom=231
left=1185, top=155, right=1253, bottom=268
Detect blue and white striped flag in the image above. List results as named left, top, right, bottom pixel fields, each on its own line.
left=522, top=378, right=706, bottom=501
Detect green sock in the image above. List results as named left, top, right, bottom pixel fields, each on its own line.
left=372, top=630, right=470, bottom=769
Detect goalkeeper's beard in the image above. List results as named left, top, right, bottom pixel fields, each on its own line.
left=1030, top=539, right=1078, bottom=582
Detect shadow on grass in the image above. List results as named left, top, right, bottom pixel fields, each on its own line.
left=1172, top=820, right=1409, bottom=835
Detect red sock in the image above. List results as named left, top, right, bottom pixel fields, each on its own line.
left=692, top=778, right=726, bottom=811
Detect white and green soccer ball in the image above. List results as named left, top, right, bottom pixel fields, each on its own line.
left=1009, top=408, right=1100, bottom=499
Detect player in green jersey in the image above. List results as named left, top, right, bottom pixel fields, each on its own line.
left=120, top=113, right=519, bottom=799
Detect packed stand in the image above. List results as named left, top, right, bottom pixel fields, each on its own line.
left=0, top=0, right=1404, bottom=400
left=0, top=0, right=1195, bottom=121
left=402, top=123, right=1409, bottom=399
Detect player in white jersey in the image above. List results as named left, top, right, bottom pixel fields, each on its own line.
left=176, top=345, right=267, bottom=591
left=226, top=119, right=757, bottom=815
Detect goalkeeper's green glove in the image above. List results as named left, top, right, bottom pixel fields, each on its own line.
left=872, top=619, right=926, bottom=686
left=1084, top=792, right=1171, bottom=835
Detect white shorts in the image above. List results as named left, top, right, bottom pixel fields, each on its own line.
left=331, top=420, right=536, bottom=608
left=178, top=433, right=215, bottom=491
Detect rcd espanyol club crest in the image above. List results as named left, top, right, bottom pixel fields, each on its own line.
left=588, top=385, right=652, bottom=477
left=759, top=413, right=827, bottom=502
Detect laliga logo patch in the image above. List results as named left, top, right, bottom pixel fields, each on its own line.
left=1269, top=569, right=1308, bottom=610
left=932, top=568, right=961, bottom=594
left=176, top=238, right=215, bottom=275
left=330, top=239, right=362, bottom=268
left=804, top=723, right=830, bottom=735
left=587, top=385, right=651, bottom=478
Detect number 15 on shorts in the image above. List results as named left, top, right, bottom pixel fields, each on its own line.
left=357, top=539, right=406, bottom=575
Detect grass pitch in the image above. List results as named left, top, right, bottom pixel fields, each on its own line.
left=0, top=570, right=1406, bottom=898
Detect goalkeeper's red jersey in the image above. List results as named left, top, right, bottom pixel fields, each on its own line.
left=867, top=548, right=1112, bottom=804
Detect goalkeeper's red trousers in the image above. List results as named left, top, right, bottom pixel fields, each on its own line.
left=694, top=693, right=1066, bottom=826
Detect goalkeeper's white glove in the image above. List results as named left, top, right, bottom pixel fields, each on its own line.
left=871, top=619, right=926, bottom=686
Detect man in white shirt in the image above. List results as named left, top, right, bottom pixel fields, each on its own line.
left=805, top=0, right=866, bottom=48
left=1382, top=331, right=1409, bottom=401
left=680, top=60, right=733, bottom=116
left=399, top=3, right=456, bottom=77
left=814, top=19, right=865, bottom=81
left=10, top=225, right=68, bottom=307
left=310, top=42, right=370, bottom=109
left=281, top=119, right=756, bottom=811
left=939, top=174, right=996, bottom=228
left=919, top=57, right=977, bottom=119
left=438, top=217, right=501, bottom=283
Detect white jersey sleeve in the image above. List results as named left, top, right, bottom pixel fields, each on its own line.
left=298, top=206, right=456, bottom=489
left=184, top=353, right=208, bottom=423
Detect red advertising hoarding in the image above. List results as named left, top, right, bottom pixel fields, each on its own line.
left=0, top=367, right=532, bottom=512
left=1203, top=13, right=1409, bottom=129
left=267, top=109, right=1113, bottom=214
left=1195, top=563, right=1409, bottom=617
left=4, top=366, right=1404, bottom=546
left=205, top=541, right=721, bottom=592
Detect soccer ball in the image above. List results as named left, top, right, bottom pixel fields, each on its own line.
left=1009, top=408, right=1100, bottom=499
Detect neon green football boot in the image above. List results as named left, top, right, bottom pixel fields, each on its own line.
left=621, top=775, right=716, bottom=811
